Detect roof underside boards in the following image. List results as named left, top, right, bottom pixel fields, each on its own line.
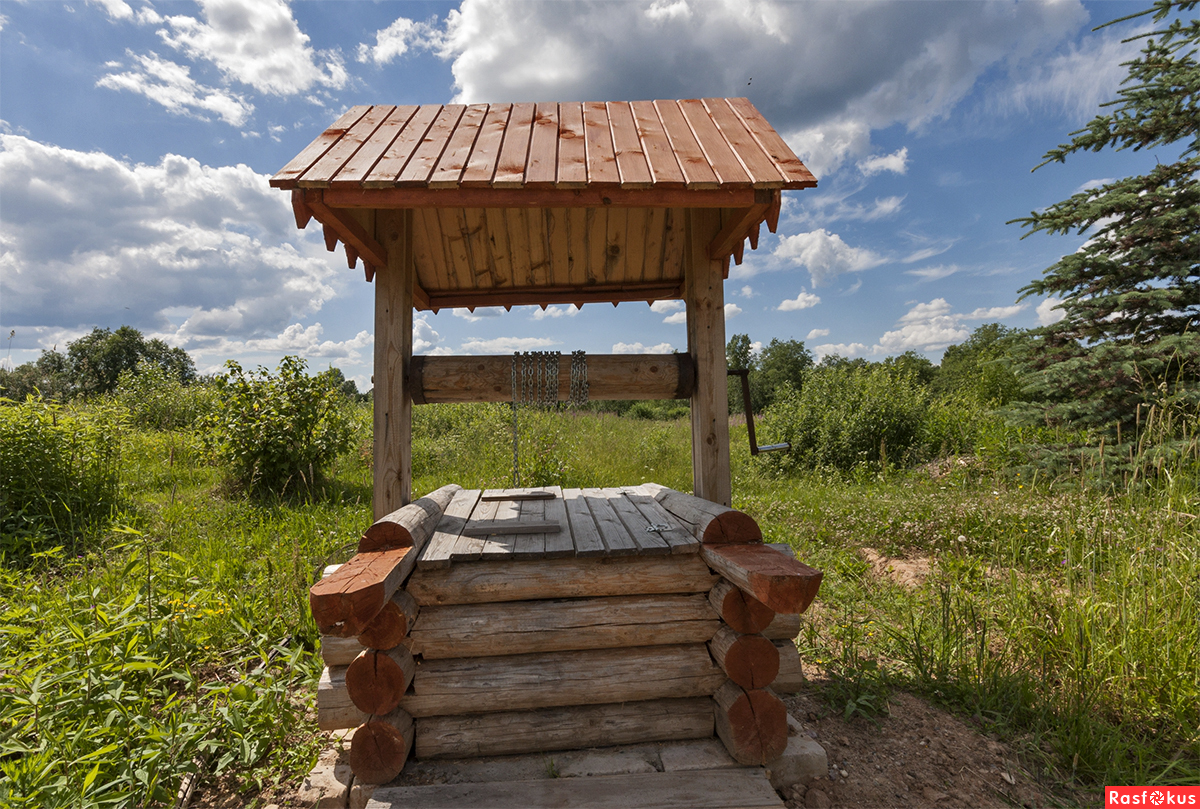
left=272, top=99, right=816, bottom=307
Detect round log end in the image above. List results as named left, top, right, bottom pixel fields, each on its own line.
left=357, top=602, right=407, bottom=651
left=345, top=651, right=407, bottom=716
left=726, top=634, right=781, bottom=690
left=721, top=587, right=775, bottom=635
left=727, top=688, right=788, bottom=765
left=702, top=510, right=762, bottom=545
left=349, top=717, right=411, bottom=785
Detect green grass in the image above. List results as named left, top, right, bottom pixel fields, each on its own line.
left=1, top=401, right=1196, bottom=806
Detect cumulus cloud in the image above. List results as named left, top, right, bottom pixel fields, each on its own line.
left=772, top=229, right=886, bottom=286
left=357, top=16, right=443, bottom=65
left=0, top=134, right=342, bottom=345
left=459, top=336, right=559, bottom=354
left=1037, top=297, right=1066, bottom=325
left=857, top=147, right=908, bottom=176
left=812, top=342, right=869, bottom=361
left=663, top=311, right=687, bottom=325
left=413, top=315, right=442, bottom=353
left=181, top=323, right=373, bottom=366
left=613, top=341, right=676, bottom=354
left=740, top=286, right=755, bottom=298
left=453, top=307, right=502, bottom=323
left=531, top=305, right=579, bottom=320
left=806, top=328, right=830, bottom=340
left=89, top=0, right=134, bottom=20
left=875, top=298, right=1027, bottom=353
left=778, top=291, right=821, bottom=312
left=98, top=51, right=254, bottom=126
left=417, top=0, right=1085, bottom=177
left=650, top=300, right=683, bottom=314
left=724, top=303, right=742, bottom=319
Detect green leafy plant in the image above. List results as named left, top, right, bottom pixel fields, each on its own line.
left=201, top=357, right=354, bottom=495
left=116, top=361, right=218, bottom=431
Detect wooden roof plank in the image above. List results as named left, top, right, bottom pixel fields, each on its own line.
left=703, top=98, right=785, bottom=187
left=428, top=104, right=488, bottom=189
left=271, top=105, right=371, bottom=188
left=299, top=105, right=396, bottom=187
left=460, top=103, right=512, bottom=187
left=606, top=101, right=654, bottom=188
left=332, top=105, right=419, bottom=187
left=364, top=104, right=443, bottom=188
left=397, top=105, right=466, bottom=186
left=526, top=103, right=560, bottom=187
left=556, top=102, right=589, bottom=188
left=630, top=100, right=686, bottom=187
left=582, top=101, right=621, bottom=185
left=725, top=97, right=817, bottom=186
left=677, top=98, right=752, bottom=187
left=494, top=102, right=536, bottom=188
left=653, top=100, right=720, bottom=189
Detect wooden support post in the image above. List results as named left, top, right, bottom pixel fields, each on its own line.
left=685, top=208, right=731, bottom=507
left=373, top=209, right=414, bottom=518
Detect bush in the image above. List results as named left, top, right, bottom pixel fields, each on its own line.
left=201, top=357, right=354, bottom=495
left=757, top=365, right=928, bottom=474
left=0, top=397, right=123, bottom=556
left=116, top=361, right=219, bottom=430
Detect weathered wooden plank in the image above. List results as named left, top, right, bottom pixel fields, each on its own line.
left=702, top=98, right=784, bottom=187
left=630, top=100, right=686, bottom=186
left=713, top=680, right=788, bottom=766
left=725, top=97, right=817, bottom=186
left=408, top=594, right=719, bottom=658
left=413, top=698, right=714, bottom=760
left=372, top=208, right=414, bottom=515
left=481, top=488, right=555, bottom=501
left=367, top=769, right=785, bottom=809
left=526, top=102, right=559, bottom=186
left=364, top=104, right=442, bottom=187
left=417, top=488, right=480, bottom=569
left=405, top=644, right=725, bottom=717
left=605, top=488, right=671, bottom=555
left=511, top=496, right=547, bottom=560
left=562, top=486, right=604, bottom=557
left=584, top=487, right=639, bottom=556
left=272, top=106, right=370, bottom=187
left=443, top=489, right=487, bottom=565
left=428, top=104, right=487, bottom=188
left=462, top=519, right=561, bottom=537
left=494, top=102, right=535, bottom=188
left=654, top=100, right=720, bottom=189
left=582, top=101, right=621, bottom=184
left=318, top=665, right=367, bottom=730
left=700, top=544, right=823, bottom=615
left=607, top=101, right=653, bottom=188
left=556, top=102, right=588, bottom=187
left=333, top=105, right=418, bottom=187
left=678, top=99, right=752, bottom=187
left=541, top=486, right=573, bottom=558
left=708, top=626, right=780, bottom=690
left=350, top=709, right=413, bottom=786
left=708, top=578, right=774, bottom=634
left=406, top=554, right=718, bottom=606
left=622, top=487, right=699, bottom=554
left=398, top=105, right=465, bottom=185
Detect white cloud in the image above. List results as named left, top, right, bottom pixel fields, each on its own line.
left=97, top=51, right=254, bottom=126
left=663, top=311, right=687, bottom=325
left=155, top=0, right=348, bottom=96
left=0, top=134, right=341, bottom=344
left=531, top=305, right=579, bottom=320
left=613, top=341, right=676, bottom=354
left=358, top=16, right=443, bottom=65
left=778, top=291, right=821, bottom=312
left=902, top=242, right=956, bottom=264
left=813, top=342, right=869, bottom=361
left=740, top=286, right=755, bottom=298
left=875, top=298, right=1028, bottom=353
left=89, top=0, right=133, bottom=20
left=905, top=264, right=960, bottom=282
left=967, top=304, right=1025, bottom=320
left=806, top=328, right=830, bottom=340
left=650, top=300, right=683, bottom=313
left=645, top=0, right=692, bottom=22
left=453, top=307, right=502, bottom=323
left=459, top=336, right=559, bottom=354
left=181, top=323, right=373, bottom=366
left=1076, top=177, right=1116, bottom=194
left=857, top=147, right=908, bottom=177
left=1036, top=297, right=1066, bottom=325
left=788, top=186, right=905, bottom=227
left=413, top=315, right=441, bottom=353
left=772, top=229, right=886, bottom=286
left=724, top=303, right=742, bottom=319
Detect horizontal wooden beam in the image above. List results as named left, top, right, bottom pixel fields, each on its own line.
left=313, top=186, right=798, bottom=210
left=422, top=282, right=684, bottom=311
left=700, top=544, right=822, bottom=615
left=408, top=354, right=694, bottom=405
left=707, top=204, right=770, bottom=261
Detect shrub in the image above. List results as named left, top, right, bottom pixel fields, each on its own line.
left=0, top=397, right=123, bottom=556
left=201, top=357, right=354, bottom=495
left=116, top=361, right=219, bottom=430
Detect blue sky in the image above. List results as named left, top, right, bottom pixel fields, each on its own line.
left=0, top=0, right=1165, bottom=388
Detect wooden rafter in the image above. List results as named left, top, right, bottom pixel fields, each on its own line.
left=319, top=186, right=787, bottom=210
left=425, top=282, right=683, bottom=312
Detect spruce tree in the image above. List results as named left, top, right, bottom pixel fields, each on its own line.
left=1011, top=0, right=1199, bottom=434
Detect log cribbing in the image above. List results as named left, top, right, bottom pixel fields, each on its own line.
left=708, top=626, right=780, bottom=690
left=763, top=611, right=802, bottom=641
left=405, top=554, right=718, bottom=606
left=712, top=680, right=788, bottom=765
left=413, top=698, right=715, bottom=759
left=700, top=543, right=822, bottom=614
left=359, top=483, right=461, bottom=552
left=708, top=578, right=775, bottom=634
left=408, top=354, right=694, bottom=404
left=408, top=594, right=719, bottom=659
left=309, top=546, right=415, bottom=636
left=320, top=635, right=365, bottom=667
left=317, top=666, right=367, bottom=731
left=402, top=644, right=725, bottom=717
left=357, top=590, right=419, bottom=650
left=348, top=709, right=414, bottom=785
left=640, top=483, right=761, bottom=544
left=346, top=646, right=416, bottom=716
left=772, top=640, right=805, bottom=694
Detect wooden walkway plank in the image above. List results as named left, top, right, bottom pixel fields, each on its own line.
left=622, top=486, right=698, bottom=554
left=333, top=105, right=418, bottom=187
left=607, top=101, right=653, bottom=188
left=494, top=101, right=536, bottom=188
left=366, top=768, right=785, bottom=809
left=460, top=103, right=511, bottom=186
left=397, top=105, right=465, bottom=185
left=631, top=100, right=686, bottom=186
left=481, top=488, right=556, bottom=501
left=364, top=104, right=442, bottom=187
left=605, top=488, right=671, bottom=555
left=556, top=102, right=589, bottom=187
left=678, top=98, right=752, bottom=187
left=583, top=101, right=621, bottom=185
left=419, top=488, right=481, bottom=570
left=299, top=105, right=395, bottom=186
left=428, top=103, right=487, bottom=189
left=542, top=486, right=574, bottom=558
left=654, top=100, right=720, bottom=189
left=563, top=487, right=605, bottom=557
left=584, top=488, right=638, bottom=556
left=272, top=105, right=369, bottom=187
left=511, top=496, right=547, bottom=560
left=477, top=498, right=519, bottom=560
left=526, top=102, right=560, bottom=186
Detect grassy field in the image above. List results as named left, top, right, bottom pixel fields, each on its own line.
left=1, top=402, right=1197, bottom=806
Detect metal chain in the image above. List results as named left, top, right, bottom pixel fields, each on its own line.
left=569, top=350, right=589, bottom=407
left=511, top=353, right=521, bottom=487
left=510, top=350, right=564, bottom=485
